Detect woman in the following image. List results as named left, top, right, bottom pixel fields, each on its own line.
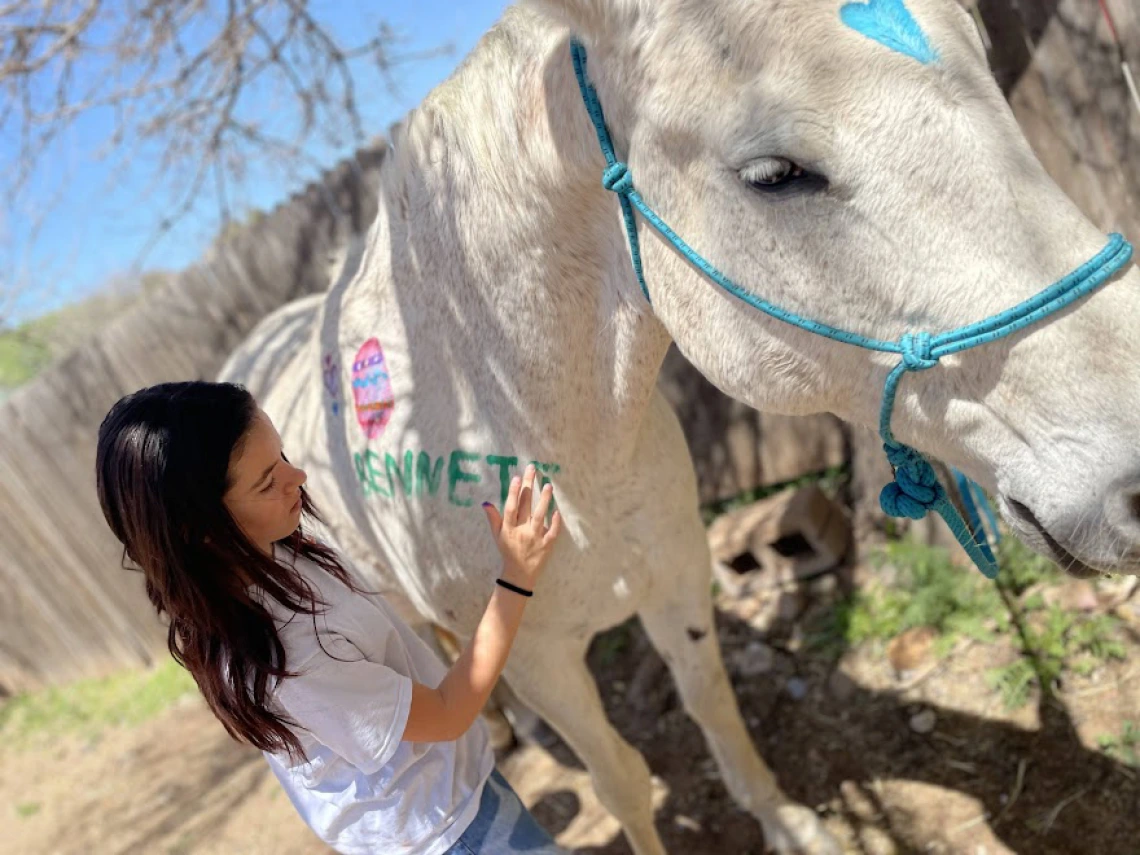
left=96, top=380, right=566, bottom=854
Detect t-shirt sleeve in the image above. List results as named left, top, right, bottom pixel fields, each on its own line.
left=272, top=631, right=413, bottom=774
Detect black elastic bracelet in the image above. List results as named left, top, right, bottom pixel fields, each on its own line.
left=496, top=578, right=534, bottom=598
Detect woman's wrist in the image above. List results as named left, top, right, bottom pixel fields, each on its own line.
left=495, top=578, right=533, bottom=598
left=497, top=562, right=533, bottom=595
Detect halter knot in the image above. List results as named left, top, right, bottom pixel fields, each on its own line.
left=879, top=441, right=943, bottom=520
left=900, top=331, right=938, bottom=371
left=602, top=161, right=634, bottom=196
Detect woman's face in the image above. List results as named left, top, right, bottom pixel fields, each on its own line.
left=223, top=408, right=307, bottom=554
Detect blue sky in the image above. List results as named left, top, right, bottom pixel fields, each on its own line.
left=3, top=0, right=510, bottom=323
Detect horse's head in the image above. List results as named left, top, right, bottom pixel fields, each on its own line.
left=535, top=0, right=1140, bottom=576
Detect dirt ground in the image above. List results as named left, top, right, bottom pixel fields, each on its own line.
left=4, top=562, right=1140, bottom=855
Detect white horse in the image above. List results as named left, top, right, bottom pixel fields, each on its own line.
left=220, top=1, right=1140, bottom=852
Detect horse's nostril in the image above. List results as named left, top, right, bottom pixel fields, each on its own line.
left=1131, top=492, right=1140, bottom=525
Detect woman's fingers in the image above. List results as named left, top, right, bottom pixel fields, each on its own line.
left=533, top=482, right=554, bottom=525
left=543, top=510, right=563, bottom=546
left=481, top=501, right=503, bottom=534
left=515, top=464, right=537, bottom=525
left=502, top=474, right=522, bottom=525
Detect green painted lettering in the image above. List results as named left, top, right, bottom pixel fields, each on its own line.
left=356, top=448, right=560, bottom=508
left=386, top=450, right=414, bottom=496
left=365, top=450, right=391, bottom=498
left=448, top=450, right=481, bottom=507
left=416, top=452, right=444, bottom=496
left=485, top=455, right=518, bottom=507
left=353, top=452, right=371, bottom=497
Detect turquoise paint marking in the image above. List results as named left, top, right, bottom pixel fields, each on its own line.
left=840, top=0, right=938, bottom=65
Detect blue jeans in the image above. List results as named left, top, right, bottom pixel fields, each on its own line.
left=445, top=769, right=568, bottom=854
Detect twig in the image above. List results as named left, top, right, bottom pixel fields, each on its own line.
left=950, top=813, right=989, bottom=835
left=993, top=757, right=1027, bottom=827
left=898, top=638, right=976, bottom=693
left=943, top=758, right=978, bottom=774
left=806, top=709, right=846, bottom=729
left=932, top=731, right=968, bottom=748
left=1031, top=787, right=1089, bottom=835
left=1059, top=666, right=1137, bottom=699
left=1113, top=763, right=1137, bottom=781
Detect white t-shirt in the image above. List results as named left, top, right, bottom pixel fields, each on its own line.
left=259, top=544, right=494, bottom=855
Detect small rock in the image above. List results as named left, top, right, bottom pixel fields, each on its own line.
left=810, top=573, right=838, bottom=596
left=860, top=826, right=899, bottom=855
left=729, top=594, right=761, bottom=620
left=1045, top=580, right=1099, bottom=613
left=828, top=669, right=857, bottom=702
left=887, top=626, right=937, bottom=676
left=777, top=589, right=805, bottom=622
left=729, top=641, right=776, bottom=678
left=786, top=677, right=809, bottom=701
left=909, top=709, right=937, bottom=734
left=745, top=595, right=782, bottom=633
left=1113, top=601, right=1140, bottom=626
left=785, top=626, right=804, bottom=653
left=1098, top=575, right=1138, bottom=609
left=674, top=814, right=703, bottom=832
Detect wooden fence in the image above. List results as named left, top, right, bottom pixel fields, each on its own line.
left=1, top=0, right=1137, bottom=691
left=0, top=147, right=387, bottom=693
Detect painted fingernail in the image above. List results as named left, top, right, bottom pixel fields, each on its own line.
left=482, top=502, right=493, bottom=508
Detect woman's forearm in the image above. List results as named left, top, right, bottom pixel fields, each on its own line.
left=402, top=466, right=559, bottom=745
left=436, top=585, right=528, bottom=736
left=403, top=583, right=529, bottom=742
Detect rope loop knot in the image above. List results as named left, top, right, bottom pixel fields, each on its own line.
left=602, top=161, right=634, bottom=196
left=900, top=331, right=938, bottom=371
left=880, top=441, right=943, bottom=520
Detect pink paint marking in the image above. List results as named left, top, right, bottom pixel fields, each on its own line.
left=351, top=338, right=395, bottom=439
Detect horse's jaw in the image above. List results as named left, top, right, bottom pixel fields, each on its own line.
left=973, top=262, right=1140, bottom=578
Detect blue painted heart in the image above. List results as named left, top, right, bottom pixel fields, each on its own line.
left=840, top=0, right=938, bottom=66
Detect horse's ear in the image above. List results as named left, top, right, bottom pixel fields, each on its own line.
left=527, top=0, right=646, bottom=43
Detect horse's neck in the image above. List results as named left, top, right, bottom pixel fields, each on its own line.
left=378, top=8, right=672, bottom=460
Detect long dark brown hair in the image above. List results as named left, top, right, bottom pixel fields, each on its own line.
left=96, top=380, right=354, bottom=760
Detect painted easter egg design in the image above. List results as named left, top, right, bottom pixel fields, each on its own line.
left=351, top=338, right=395, bottom=439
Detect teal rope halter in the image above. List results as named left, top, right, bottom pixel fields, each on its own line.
left=570, top=39, right=1135, bottom=578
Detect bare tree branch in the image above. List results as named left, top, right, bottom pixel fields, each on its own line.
left=0, top=0, right=452, bottom=314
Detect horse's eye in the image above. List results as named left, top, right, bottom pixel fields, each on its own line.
left=741, top=157, right=807, bottom=190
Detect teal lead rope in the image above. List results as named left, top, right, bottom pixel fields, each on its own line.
left=570, top=39, right=1135, bottom=578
